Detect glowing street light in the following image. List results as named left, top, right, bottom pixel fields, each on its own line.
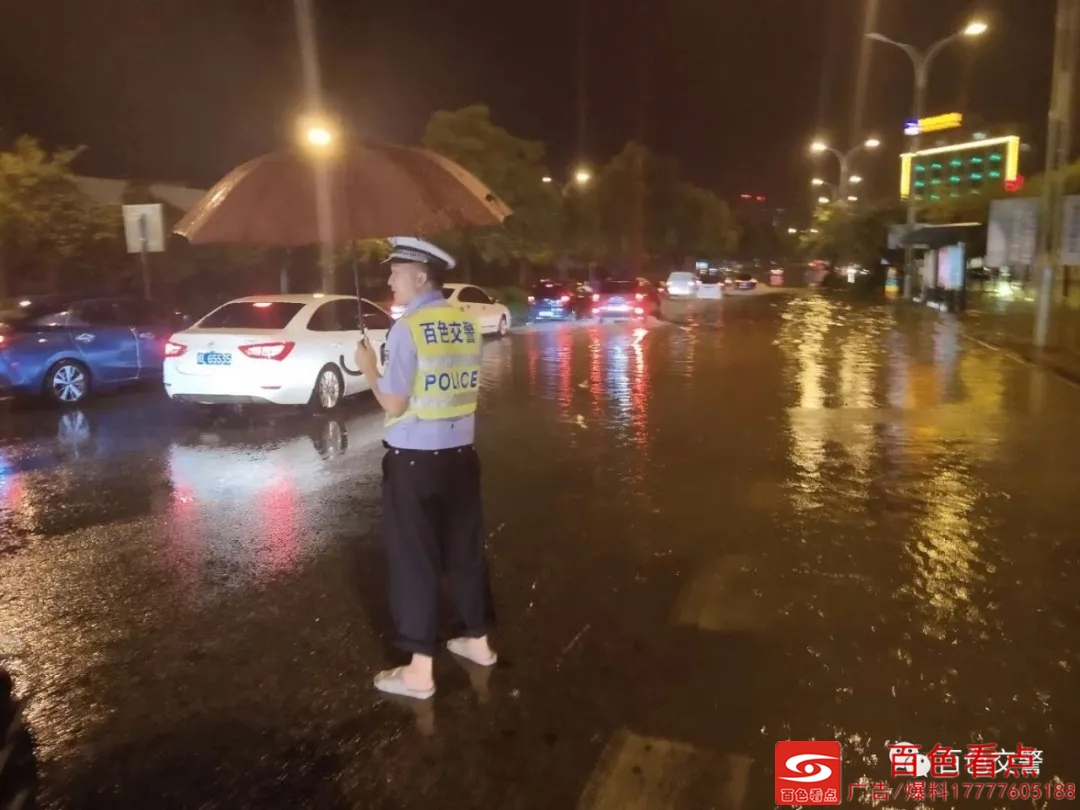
left=817, top=196, right=830, bottom=205
left=811, top=178, right=825, bottom=186
left=847, top=195, right=859, bottom=202
left=306, top=126, right=333, bottom=147
left=574, top=168, right=592, bottom=186
left=787, top=228, right=798, bottom=234
left=849, top=175, right=863, bottom=184
left=542, top=176, right=553, bottom=183
left=864, top=138, right=881, bottom=149
left=810, top=141, right=828, bottom=154
left=964, top=21, right=989, bottom=37
left=298, top=114, right=337, bottom=153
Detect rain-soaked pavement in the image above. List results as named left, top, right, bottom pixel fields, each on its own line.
left=1, top=293, right=1079, bottom=809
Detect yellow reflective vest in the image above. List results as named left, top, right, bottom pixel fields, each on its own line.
left=385, top=303, right=483, bottom=425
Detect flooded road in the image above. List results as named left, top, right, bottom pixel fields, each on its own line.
left=1, top=294, right=1078, bottom=808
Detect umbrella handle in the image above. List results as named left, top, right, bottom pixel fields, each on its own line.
left=353, top=256, right=368, bottom=345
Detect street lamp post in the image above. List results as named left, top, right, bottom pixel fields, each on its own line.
left=810, top=138, right=880, bottom=199
left=556, top=165, right=594, bottom=280
left=811, top=177, right=838, bottom=198
left=868, top=21, right=988, bottom=298
left=297, top=114, right=338, bottom=292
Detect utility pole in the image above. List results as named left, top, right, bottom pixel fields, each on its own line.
left=1034, top=0, right=1080, bottom=347
left=630, top=0, right=648, bottom=278
left=850, top=0, right=880, bottom=147
left=572, top=0, right=589, bottom=281
left=576, top=0, right=588, bottom=162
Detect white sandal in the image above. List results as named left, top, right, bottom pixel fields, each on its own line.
left=446, top=637, right=498, bottom=667
left=373, top=667, right=435, bottom=700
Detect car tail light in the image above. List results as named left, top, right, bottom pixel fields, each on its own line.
left=635, top=307, right=644, bottom=315
left=240, top=341, right=295, bottom=360
left=635, top=293, right=645, bottom=300
left=527, top=296, right=535, bottom=303
left=592, top=293, right=599, bottom=302
left=560, top=295, right=570, bottom=303
left=164, top=340, right=187, bottom=358
left=0, top=332, right=19, bottom=350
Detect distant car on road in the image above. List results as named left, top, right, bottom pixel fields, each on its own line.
left=390, top=284, right=511, bottom=337
left=592, top=278, right=661, bottom=321
left=665, top=271, right=699, bottom=298
left=0, top=296, right=191, bottom=406
left=697, top=272, right=724, bottom=299
left=441, top=284, right=512, bottom=336
left=163, top=294, right=392, bottom=411
left=527, top=280, right=591, bottom=321
left=732, top=273, right=758, bottom=291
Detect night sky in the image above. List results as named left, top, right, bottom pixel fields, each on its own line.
left=0, top=0, right=1057, bottom=211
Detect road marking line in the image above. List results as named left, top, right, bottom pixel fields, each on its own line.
left=670, top=553, right=764, bottom=633
left=577, top=729, right=751, bottom=810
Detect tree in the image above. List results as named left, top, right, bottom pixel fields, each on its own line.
left=801, top=201, right=904, bottom=268
left=587, top=142, right=739, bottom=272
left=0, top=136, right=116, bottom=296
left=672, top=183, right=739, bottom=261
left=423, top=105, right=565, bottom=284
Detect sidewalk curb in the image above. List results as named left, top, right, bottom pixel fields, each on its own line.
left=962, top=332, right=1080, bottom=389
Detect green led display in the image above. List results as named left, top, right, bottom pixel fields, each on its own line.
left=905, top=143, right=1014, bottom=199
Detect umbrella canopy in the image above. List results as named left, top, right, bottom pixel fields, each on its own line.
left=173, top=142, right=512, bottom=246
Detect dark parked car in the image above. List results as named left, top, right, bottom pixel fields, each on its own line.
left=732, top=273, right=758, bottom=291
left=592, top=278, right=661, bottom=321
left=527, top=281, right=592, bottom=322
left=0, top=296, right=191, bottom=405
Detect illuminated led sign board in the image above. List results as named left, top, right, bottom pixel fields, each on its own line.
left=900, top=136, right=1020, bottom=200
left=903, top=112, right=964, bottom=136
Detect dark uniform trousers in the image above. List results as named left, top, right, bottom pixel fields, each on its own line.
left=382, top=443, right=496, bottom=657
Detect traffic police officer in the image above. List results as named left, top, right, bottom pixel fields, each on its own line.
left=353, top=237, right=497, bottom=700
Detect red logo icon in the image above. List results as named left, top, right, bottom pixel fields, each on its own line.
left=775, top=741, right=842, bottom=806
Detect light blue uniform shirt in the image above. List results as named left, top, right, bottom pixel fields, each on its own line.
left=378, top=289, right=477, bottom=450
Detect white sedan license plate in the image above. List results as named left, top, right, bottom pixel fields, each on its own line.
left=197, top=351, right=232, bottom=366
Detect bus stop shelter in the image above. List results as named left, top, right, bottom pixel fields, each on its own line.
left=902, top=222, right=983, bottom=311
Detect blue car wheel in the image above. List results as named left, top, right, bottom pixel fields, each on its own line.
left=44, top=359, right=91, bottom=406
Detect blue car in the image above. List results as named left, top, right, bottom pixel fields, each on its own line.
left=0, top=296, right=190, bottom=406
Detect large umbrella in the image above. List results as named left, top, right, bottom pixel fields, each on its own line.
left=173, top=142, right=512, bottom=245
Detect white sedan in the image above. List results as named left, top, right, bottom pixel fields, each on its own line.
left=163, top=294, right=392, bottom=410
left=391, top=283, right=511, bottom=336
